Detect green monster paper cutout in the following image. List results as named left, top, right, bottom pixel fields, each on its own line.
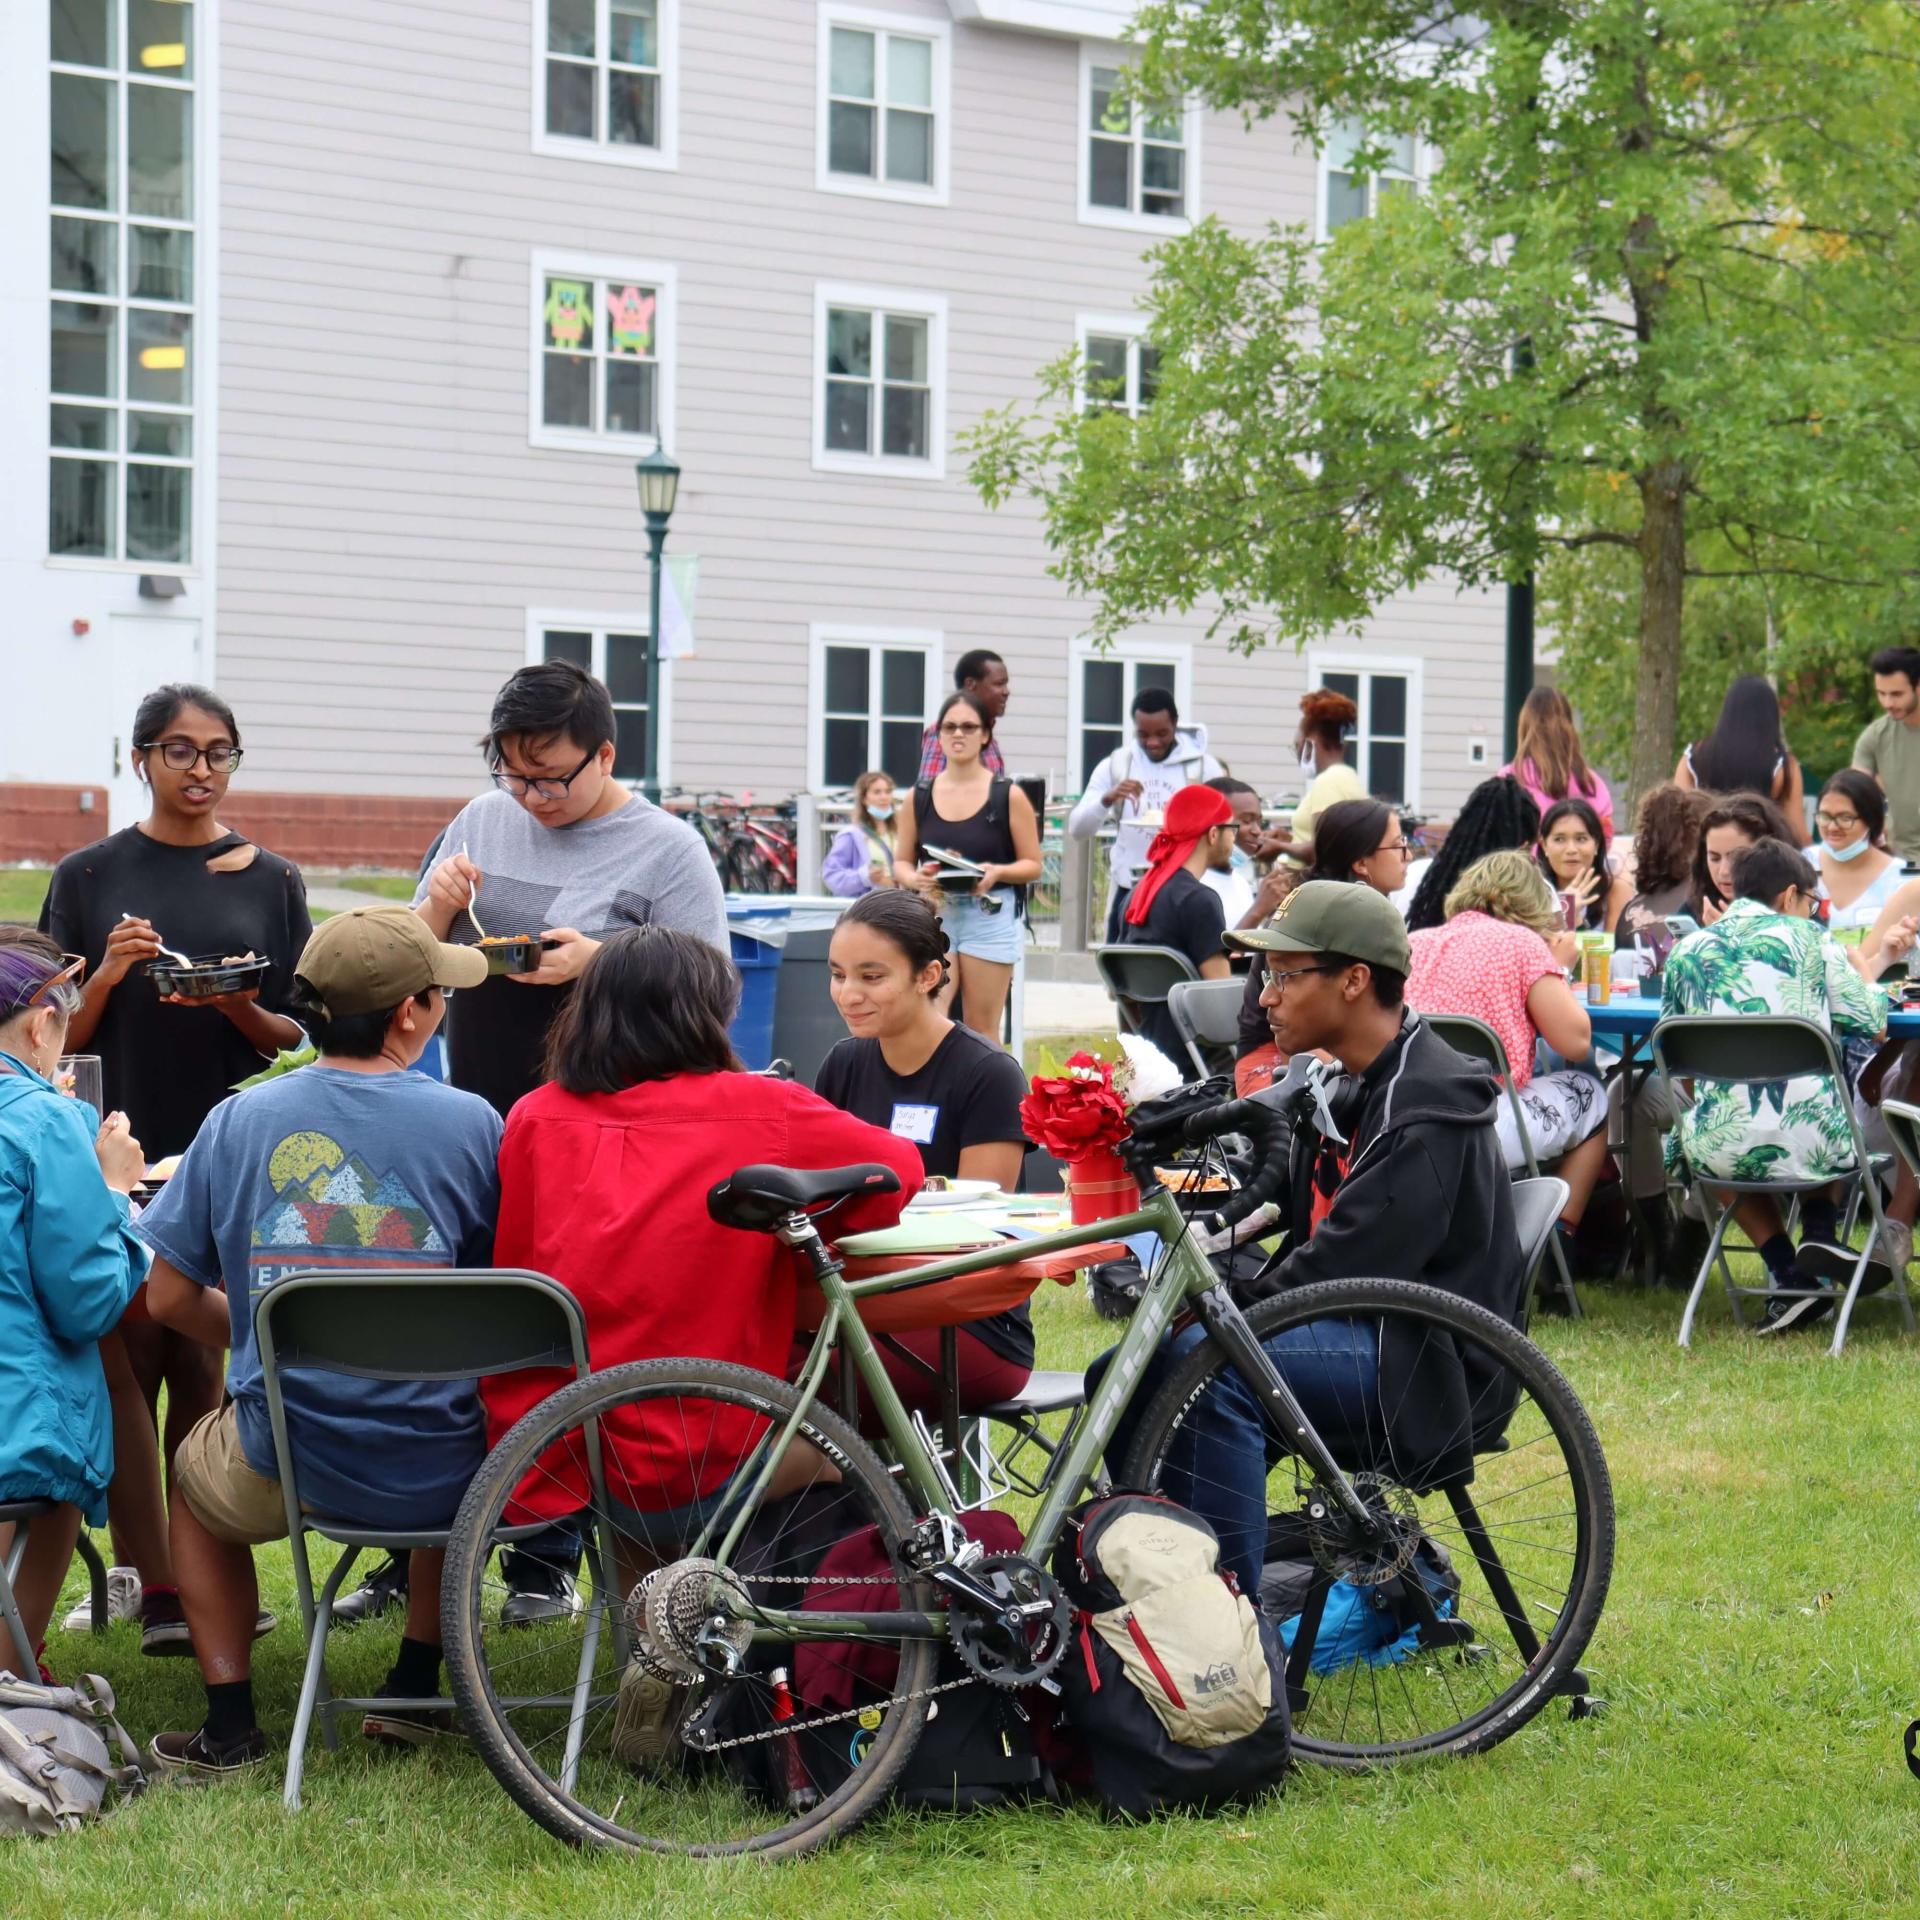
left=544, top=279, right=591, bottom=350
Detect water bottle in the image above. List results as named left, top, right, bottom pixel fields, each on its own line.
left=768, top=1667, right=819, bottom=1813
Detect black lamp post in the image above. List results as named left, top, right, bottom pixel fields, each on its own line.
left=634, top=447, right=681, bottom=803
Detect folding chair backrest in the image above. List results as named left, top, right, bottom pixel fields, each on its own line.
left=1511, top=1176, right=1571, bottom=1280
left=1881, top=1099, right=1920, bottom=1183
left=1422, top=1012, right=1510, bottom=1077
left=1651, top=1014, right=1840, bottom=1086
left=1093, top=943, right=1201, bottom=1008
left=1168, top=978, right=1245, bottom=1050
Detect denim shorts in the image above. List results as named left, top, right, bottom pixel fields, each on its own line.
left=939, top=887, right=1023, bottom=962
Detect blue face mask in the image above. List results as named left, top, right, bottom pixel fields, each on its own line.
left=1825, top=831, right=1871, bottom=863
left=868, top=802, right=895, bottom=821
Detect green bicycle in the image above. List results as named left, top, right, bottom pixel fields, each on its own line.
left=441, top=1080, right=1614, bottom=1860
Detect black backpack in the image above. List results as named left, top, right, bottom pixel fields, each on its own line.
left=1050, top=1494, right=1291, bottom=1817
left=912, top=776, right=1027, bottom=917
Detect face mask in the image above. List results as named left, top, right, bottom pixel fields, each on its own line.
left=867, top=802, right=895, bottom=821
left=1298, top=745, right=1319, bottom=775
left=1825, top=832, right=1870, bottom=863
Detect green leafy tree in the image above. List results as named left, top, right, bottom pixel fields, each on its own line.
left=966, top=0, right=1920, bottom=800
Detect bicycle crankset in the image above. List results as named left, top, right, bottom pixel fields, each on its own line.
left=628, top=1558, right=756, bottom=1682
left=1304, top=1475, right=1421, bottom=1588
left=942, top=1554, right=1071, bottom=1690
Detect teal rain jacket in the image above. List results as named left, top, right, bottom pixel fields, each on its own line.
left=0, top=1050, right=147, bottom=1524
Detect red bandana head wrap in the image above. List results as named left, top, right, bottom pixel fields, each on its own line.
left=1123, top=784, right=1236, bottom=927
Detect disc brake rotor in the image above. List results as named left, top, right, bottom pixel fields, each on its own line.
left=944, top=1553, right=1070, bottom=1689
left=1306, top=1475, right=1421, bottom=1588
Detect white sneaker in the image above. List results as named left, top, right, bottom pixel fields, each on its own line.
left=61, top=1565, right=140, bottom=1633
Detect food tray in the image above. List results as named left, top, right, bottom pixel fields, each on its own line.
left=148, top=955, right=271, bottom=999
left=476, top=935, right=545, bottom=975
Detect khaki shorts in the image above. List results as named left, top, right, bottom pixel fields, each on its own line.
left=176, top=1406, right=294, bottom=1547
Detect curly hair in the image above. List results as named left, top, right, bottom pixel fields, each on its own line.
left=1445, top=850, right=1563, bottom=938
left=1628, top=782, right=1713, bottom=895
left=1691, top=790, right=1795, bottom=914
left=1298, top=688, right=1358, bottom=752
left=1406, top=775, right=1541, bottom=932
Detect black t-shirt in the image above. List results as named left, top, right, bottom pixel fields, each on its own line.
left=40, top=826, right=312, bottom=1158
left=1121, top=869, right=1226, bottom=1075
left=814, top=1024, right=1034, bottom=1366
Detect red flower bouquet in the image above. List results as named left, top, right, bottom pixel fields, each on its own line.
left=1021, top=1052, right=1140, bottom=1224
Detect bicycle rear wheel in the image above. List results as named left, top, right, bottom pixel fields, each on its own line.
left=1120, top=1276, right=1612, bottom=1767
left=441, top=1358, right=938, bottom=1860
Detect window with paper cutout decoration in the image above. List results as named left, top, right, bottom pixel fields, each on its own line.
left=538, top=271, right=660, bottom=442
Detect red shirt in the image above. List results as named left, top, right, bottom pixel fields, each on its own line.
left=483, top=1071, right=922, bottom=1518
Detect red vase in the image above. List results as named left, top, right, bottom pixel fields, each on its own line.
left=1065, top=1145, right=1140, bottom=1225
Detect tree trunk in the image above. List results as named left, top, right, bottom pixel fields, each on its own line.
left=1629, top=458, right=1687, bottom=806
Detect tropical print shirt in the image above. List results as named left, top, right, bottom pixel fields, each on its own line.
left=1660, top=897, right=1885, bottom=1183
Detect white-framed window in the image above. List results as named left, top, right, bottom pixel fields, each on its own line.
left=1306, top=650, right=1424, bottom=806
left=532, top=0, right=678, bottom=171
left=524, top=612, right=674, bottom=787
left=812, top=284, right=947, bottom=479
left=1067, top=638, right=1192, bottom=791
left=49, top=0, right=199, bottom=567
left=806, top=625, right=940, bottom=792
left=817, top=6, right=950, bottom=205
left=1078, top=45, right=1197, bottom=234
left=1076, top=313, right=1160, bottom=417
left=1320, top=118, right=1425, bottom=237
left=528, top=249, right=676, bottom=456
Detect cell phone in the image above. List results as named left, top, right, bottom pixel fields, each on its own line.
left=1663, top=913, right=1700, bottom=940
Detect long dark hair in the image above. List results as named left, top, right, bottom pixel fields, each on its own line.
left=1689, top=674, right=1787, bottom=795
left=1512, top=686, right=1592, bottom=804
left=543, top=925, right=740, bottom=1093
left=1819, top=767, right=1887, bottom=849
left=1535, top=796, right=1612, bottom=931
left=134, top=682, right=240, bottom=750
left=1407, top=775, right=1541, bottom=932
left=935, top=689, right=993, bottom=743
left=1691, top=791, right=1795, bottom=915
left=1307, top=799, right=1393, bottom=883
left=837, top=888, right=951, bottom=997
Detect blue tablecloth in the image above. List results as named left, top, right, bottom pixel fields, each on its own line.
left=1589, top=995, right=1920, bottom=1043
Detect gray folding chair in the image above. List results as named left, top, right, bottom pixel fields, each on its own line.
left=254, top=1269, right=598, bottom=1809
left=1424, top=1013, right=1583, bottom=1318
left=0, top=1506, right=111, bottom=1670
left=1094, top=944, right=1203, bottom=1069
left=1510, top=1176, right=1572, bottom=1324
left=1168, top=977, right=1246, bottom=1081
left=1652, top=1016, right=1917, bottom=1355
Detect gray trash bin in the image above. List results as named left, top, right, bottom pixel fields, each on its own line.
left=764, top=896, right=850, bottom=1087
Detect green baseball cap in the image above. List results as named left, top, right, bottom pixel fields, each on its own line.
left=295, top=906, right=489, bottom=1017
left=1225, top=879, right=1412, bottom=975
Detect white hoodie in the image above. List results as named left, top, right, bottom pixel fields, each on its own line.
left=1067, top=722, right=1226, bottom=900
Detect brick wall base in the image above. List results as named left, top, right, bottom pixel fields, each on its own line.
left=0, top=783, right=111, bottom=864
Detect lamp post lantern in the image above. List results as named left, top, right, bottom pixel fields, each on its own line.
left=634, top=447, right=681, bottom=803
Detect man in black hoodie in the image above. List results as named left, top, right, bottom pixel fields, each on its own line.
left=1103, top=881, right=1525, bottom=1591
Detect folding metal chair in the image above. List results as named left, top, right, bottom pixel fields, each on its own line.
left=1652, top=1016, right=1918, bottom=1356
left=1168, top=976, right=1246, bottom=1082
left=254, top=1268, right=597, bottom=1809
left=1424, top=1013, right=1583, bottom=1317
left=0, top=1506, right=111, bottom=1670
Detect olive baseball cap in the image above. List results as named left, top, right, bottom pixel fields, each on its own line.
left=1225, top=879, right=1413, bottom=975
left=295, top=906, right=488, bottom=1017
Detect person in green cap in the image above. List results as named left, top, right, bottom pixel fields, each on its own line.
left=1096, top=880, right=1527, bottom=1595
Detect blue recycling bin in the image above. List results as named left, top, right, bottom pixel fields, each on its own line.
left=726, top=901, right=790, bottom=1070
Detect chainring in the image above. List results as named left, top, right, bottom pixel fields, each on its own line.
left=631, top=1557, right=756, bottom=1682
left=944, top=1553, right=1071, bottom=1690
left=1304, top=1475, right=1422, bottom=1589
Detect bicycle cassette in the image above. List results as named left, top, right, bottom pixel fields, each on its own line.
left=944, top=1554, right=1070, bottom=1689
left=630, top=1558, right=755, bottom=1682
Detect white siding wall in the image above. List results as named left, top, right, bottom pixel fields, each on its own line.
left=212, top=0, right=1507, bottom=812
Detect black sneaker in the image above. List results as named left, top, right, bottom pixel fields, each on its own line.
left=362, top=1683, right=454, bottom=1748
left=139, top=1588, right=194, bottom=1657
left=499, top=1563, right=583, bottom=1629
left=332, top=1554, right=410, bottom=1628
left=1756, top=1280, right=1835, bottom=1335
left=149, top=1725, right=269, bottom=1779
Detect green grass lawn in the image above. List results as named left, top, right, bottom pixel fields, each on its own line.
left=22, top=1280, right=1920, bottom=1917
left=0, top=867, right=50, bottom=924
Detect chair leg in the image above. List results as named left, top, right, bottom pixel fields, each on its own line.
left=74, top=1531, right=109, bottom=1634
left=0, top=1527, right=35, bottom=1677
left=560, top=1582, right=606, bottom=1797
left=285, top=1543, right=360, bottom=1809
left=1677, top=1200, right=1736, bottom=1347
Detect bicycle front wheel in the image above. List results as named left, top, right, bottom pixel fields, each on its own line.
left=442, top=1358, right=938, bottom=1860
left=1121, top=1277, right=1613, bottom=1768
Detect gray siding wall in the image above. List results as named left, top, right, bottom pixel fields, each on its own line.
left=214, top=0, right=1506, bottom=812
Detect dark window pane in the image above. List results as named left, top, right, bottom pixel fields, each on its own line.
left=128, top=82, right=191, bottom=220
left=542, top=629, right=592, bottom=669
left=1089, top=68, right=1123, bottom=133
left=609, top=0, right=657, bottom=64
left=1082, top=727, right=1123, bottom=788
left=53, top=0, right=112, bottom=66
left=50, top=458, right=115, bottom=556
left=543, top=353, right=592, bottom=430
left=604, top=357, right=655, bottom=436
left=1140, top=143, right=1182, bottom=217
left=825, top=381, right=870, bottom=454
left=1369, top=742, right=1406, bottom=802
left=51, top=301, right=116, bottom=397
left=883, top=315, right=926, bottom=383
left=605, top=632, right=649, bottom=705
left=130, top=0, right=193, bottom=79
left=1089, top=136, right=1130, bottom=210
left=129, top=410, right=189, bottom=456
left=824, top=717, right=868, bottom=789
left=880, top=721, right=921, bottom=786
left=826, top=308, right=871, bottom=377
left=885, top=108, right=931, bottom=185
left=1084, top=335, right=1128, bottom=409
left=1137, top=344, right=1162, bottom=407
left=546, top=58, right=595, bottom=138
left=1326, top=169, right=1369, bottom=230
left=1371, top=674, right=1407, bottom=736
left=52, top=216, right=115, bottom=295
left=128, top=307, right=191, bottom=404
left=127, top=462, right=191, bottom=563
left=52, top=73, right=115, bottom=211
left=1084, top=658, right=1123, bottom=726
left=612, top=708, right=647, bottom=781
left=131, top=226, right=192, bottom=301
left=828, top=100, right=874, bottom=177
left=548, top=0, right=594, bottom=57
left=880, top=648, right=923, bottom=716
left=824, top=646, right=868, bottom=714
left=610, top=69, right=658, bottom=146
left=1324, top=671, right=1360, bottom=706
left=1134, top=664, right=1178, bottom=702
left=52, top=404, right=116, bottom=450
left=881, top=385, right=928, bottom=459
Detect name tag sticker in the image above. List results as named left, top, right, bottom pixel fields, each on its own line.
left=891, top=1103, right=939, bottom=1144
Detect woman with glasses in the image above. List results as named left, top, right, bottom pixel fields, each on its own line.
left=1810, top=770, right=1905, bottom=935
left=894, top=692, right=1042, bottom=1043
left=0, top=929, right=147, bottom=1676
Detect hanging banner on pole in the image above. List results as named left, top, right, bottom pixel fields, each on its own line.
left=660, top=554, right=698, bottom=660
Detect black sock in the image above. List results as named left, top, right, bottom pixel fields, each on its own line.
left=1799, top=1197, right=1841, bottom=1246
left=204, top=1679, right=256, bottom=1745
left=387, top=1636, right=441, bottom=1699
left=1758, top=1232, right=1798, bottom=1281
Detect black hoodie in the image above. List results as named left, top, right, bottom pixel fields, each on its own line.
left=1238, top=1012, right=1526, bottom=1488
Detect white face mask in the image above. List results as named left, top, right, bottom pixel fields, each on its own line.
left=867, top=802, right=895, bottom=821
left=1825, top=831, right=1871, bottom=863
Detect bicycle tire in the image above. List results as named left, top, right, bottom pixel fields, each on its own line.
left=1120, top=1275, right=1612, bottom=1768
left=442, top=1357, right=938, bottom=1860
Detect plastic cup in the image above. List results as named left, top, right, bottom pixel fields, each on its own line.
left=57, top=1054, right=103, bottom=1122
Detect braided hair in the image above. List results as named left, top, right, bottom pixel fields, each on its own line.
left=1405, top=775, right=1541, bottom=932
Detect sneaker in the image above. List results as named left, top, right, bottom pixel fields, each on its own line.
left=1756, top=1279, right=1836, bottom=1335
left=1795, top=1225, right=1903, bottom=1295
left=499, top=1565, right=583, bottom=1630
left=61, top=1565, right=139, bottom=1633
left=332, top=1554, right=409, bottom=1629
left=362, top=1683, right=454, bottom=1748
left=148, top=1725, right=270, bottom=1780
left=139, top=1588, right=194, bottom=1657
left=610, top=1663, right=687, bottom=1771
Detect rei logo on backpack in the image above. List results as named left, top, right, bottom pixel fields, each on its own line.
left=0, top=1671, right=144, bottom=1837
left=1051, top=1494, right=1291, bottom=1816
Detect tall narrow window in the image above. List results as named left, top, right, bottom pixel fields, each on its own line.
left=1317, top=664, right=1418, bottom=802
left=1078, top=654, right=1178, bottom=788
left=539, top=626, right=652, bottom=779
left=813, top=632, right=933, bottom=789
left=49, top=0, right=197, bottom=564
left=1084, top=56, right=1189, bottom=226
left=815, top=288, right=946, bottom=476
left=818, top=9, right=948, bottom=202
left=538, top=0, right=676, bottom=167
left=530, top=255, right=675, bottom=454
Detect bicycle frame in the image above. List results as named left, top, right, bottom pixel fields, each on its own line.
left=703, top=1178, right=1389, bottom=1647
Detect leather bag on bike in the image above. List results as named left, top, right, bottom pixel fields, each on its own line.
left=1051, top=1494, right=1291, bottom=1816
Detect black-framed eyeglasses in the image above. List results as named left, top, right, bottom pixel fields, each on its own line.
left=1263, top=962, right=1345, bottom=994
left=490, top=747, right=596, bottom=801
left=1375, top=840, right=1410, bottom=854
left=138, top=739, right=243, bottom=774
left=1816, top=813, right=1862, bottom=832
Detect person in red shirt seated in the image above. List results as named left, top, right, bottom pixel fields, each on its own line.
left=480, top=925, right=921, bottom=1532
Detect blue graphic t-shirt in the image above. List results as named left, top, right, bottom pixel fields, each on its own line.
left=136, top=1066, right=504, bottom=1528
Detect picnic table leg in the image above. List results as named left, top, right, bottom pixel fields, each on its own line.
left=1612, top=1035, right=1661, bottom=1288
